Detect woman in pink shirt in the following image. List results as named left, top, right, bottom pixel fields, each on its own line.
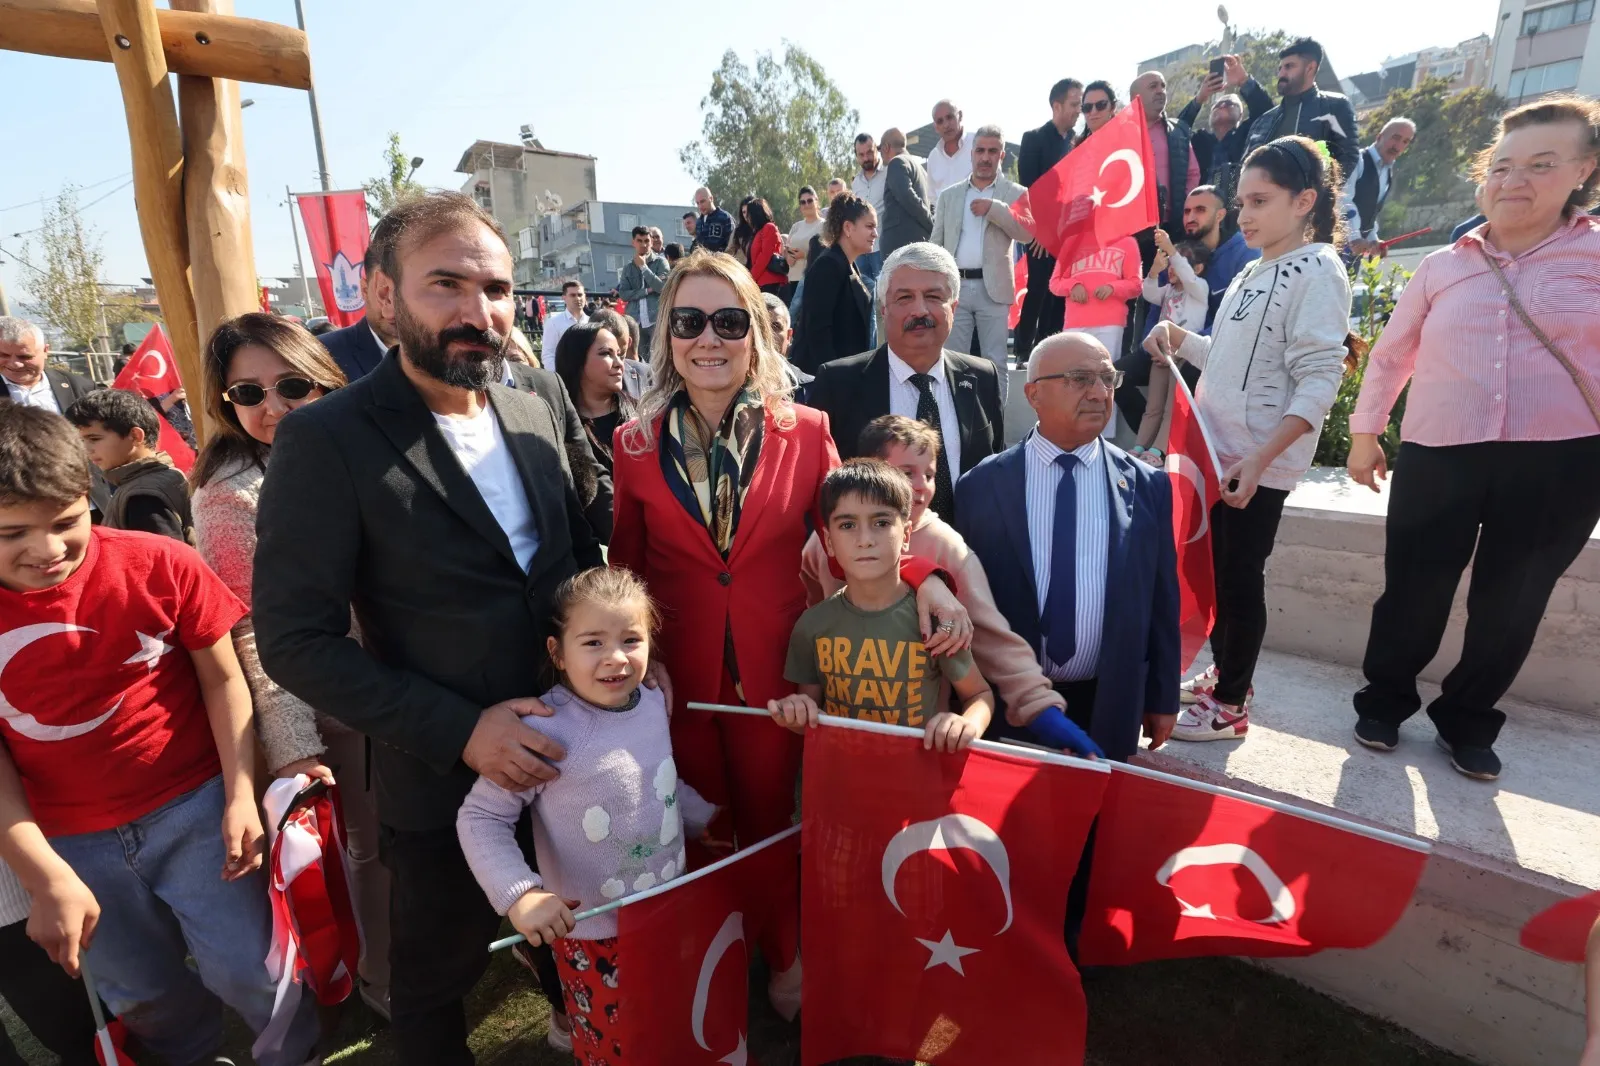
left=1346, top=96, right=1600, bottom=781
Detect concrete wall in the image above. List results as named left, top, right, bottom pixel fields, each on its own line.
left=1262, top=502, right=1600, bottom=718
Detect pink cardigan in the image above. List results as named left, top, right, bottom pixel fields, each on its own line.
left=800, top=514, right=1064, bottom=725
left=1051, top=236, right=1143, bottom=329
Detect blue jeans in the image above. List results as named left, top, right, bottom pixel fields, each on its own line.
left=50, top=776, right=318, bottom=1066
left=788, top=276, right=806, bottom=317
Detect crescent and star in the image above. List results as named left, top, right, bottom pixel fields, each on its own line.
left=1091, top=149, right=1146, bottom=210
left=881, top=814, right=1014, bottom=975
left=691, top=911, right=749, bottom=1065
left=1157, top=843, right=1297, bottom=924
left=0, top=625, right=173, bottom=742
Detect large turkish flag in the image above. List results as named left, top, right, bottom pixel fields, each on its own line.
left=1009, top=99, right=1160, bottom=263
left=597, top=825, right=798, bottom=1066
left=110, top=324, right=194, bottom=472
left=1079, top=766, right=1430, bottom=965
left=1162, top=357, right=1222, bottom=671
left=800, top=722, right=1108, bottom=1065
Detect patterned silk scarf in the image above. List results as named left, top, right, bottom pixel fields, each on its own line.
left=661, top=387, right=765, bottom=560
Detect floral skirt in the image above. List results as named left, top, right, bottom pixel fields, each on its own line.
left=554, top=936, right=623, bottom=1063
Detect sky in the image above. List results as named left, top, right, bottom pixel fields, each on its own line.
left=0, top=0, right=1498, bottom=307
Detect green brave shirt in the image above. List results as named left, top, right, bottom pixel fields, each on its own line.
left=784, top=590, right=973, bottom=728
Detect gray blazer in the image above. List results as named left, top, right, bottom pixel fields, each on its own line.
left=929, top=174, right=1032, bottom=305
left=616, top=253, right=670, bottom=325
left=880, top=153, right=935, bottom=257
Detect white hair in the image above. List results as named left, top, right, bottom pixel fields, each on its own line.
left=1380, top=117, right=1417, bottom=137
left=973, top=123, right=1005, bottom=144
left=0, top=317, right=44, bottom=348
left=875, top=242, right=961, bottom=310
left=1212, top=93, right=1244, bottom=112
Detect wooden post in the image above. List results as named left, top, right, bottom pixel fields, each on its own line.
left=173, top=0, right=256, bottom=372
left=94, top=0, right=204, bottom=442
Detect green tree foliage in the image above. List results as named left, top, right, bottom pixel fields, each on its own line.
left=1314, top=258, right=1410, bottom=468
left=20, top=187, right=113, bottom=351
left=1361, top=78, right=1505, bottom=206
left=681, top=45, right=859, bottom=230
left=1165, top=30, right=1293, bottom=121
left=363, top=132, right=425, bottom=219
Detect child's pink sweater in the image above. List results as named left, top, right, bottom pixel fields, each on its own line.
left=1050, top=236, right=1143, bottom=329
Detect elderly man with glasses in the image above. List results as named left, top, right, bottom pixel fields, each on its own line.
left=1177, top=53, right=1275, bottom=207
left=954, top=330, right=1179, bottom=764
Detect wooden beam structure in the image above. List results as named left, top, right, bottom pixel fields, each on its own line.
left=0, top=0, right=312, bottom=89
left=173, top=0, right=258, bottom=354
left=94, top=0, right=203, bottom=433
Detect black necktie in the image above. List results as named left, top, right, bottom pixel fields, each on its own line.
left=909, top=372, right=955, bottom=522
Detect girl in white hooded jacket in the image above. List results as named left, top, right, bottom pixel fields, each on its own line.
left=1146, top=135, right=1361, bottom=743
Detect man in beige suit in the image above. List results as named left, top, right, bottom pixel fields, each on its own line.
left=930, top=124, right=1032, bottom=403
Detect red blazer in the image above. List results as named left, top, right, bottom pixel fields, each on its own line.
left=611, top=403, right=840, bottom=712
left=748, top=223, right=785, bottom=287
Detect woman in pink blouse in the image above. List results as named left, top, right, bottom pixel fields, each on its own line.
left=1346, top=96, right=1600, bottom=781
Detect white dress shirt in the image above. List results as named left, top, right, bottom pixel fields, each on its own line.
left=886, top=347, right=961, bottom=477
left=1024, top=430, right=1109, bottom=681
left=925, top=130, right=975, bottom=194
left=954, top=181, right=991, bottom=270
left=5, top=375, right=60, bottom=413
left=542, top=310, right=588, bottom=371
left=432, top=405, right=540, bottom=571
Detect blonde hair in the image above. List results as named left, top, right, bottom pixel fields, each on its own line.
left=1472, top=94, right=1600, bottom=218
left=622, top=249, right=795, bottom=455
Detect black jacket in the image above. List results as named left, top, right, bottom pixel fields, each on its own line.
left=253, top=351, right=603, bottom=830
left=319, top=318, right=387, bottom=383
left=1178, top=77, right=1275, bottom=199
left=790, top=244, right=873, bottom=375
left=503, top=361, right=614, bottom=543
left=1243, top=86, right=1361, bottom=181
left=805, top=345, right=1005, bottom=474
left=1018, top=119, right=1076, bottom=188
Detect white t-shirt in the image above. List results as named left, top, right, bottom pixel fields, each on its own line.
left=5, top=375, right=60, bottom=413
left=433, top=404, right=541, bottom=571
left=787, top=216, right=827, bottom=281
left=542, top=310, right=588, bottom=371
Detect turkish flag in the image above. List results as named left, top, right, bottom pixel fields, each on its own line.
left=111, top=325, right=194, bottom=473
left=1519, top=890, right=1600, bottom=963
left=1007, top=246, right=1028, bottom=330
left=1079, top=767, right=1430, bottom=965
left=1010, top=99, right=1159, bottom=263
left=1162, top=357, right=1222, bottom=670
left=800, top=722, right=1107, bottom=1065
left=582, top=825, right=799, bottom=1066
left=296, top=191, right=372, bottom=328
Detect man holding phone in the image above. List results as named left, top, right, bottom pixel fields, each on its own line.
left=1177, top=54, right=1275, bottom=207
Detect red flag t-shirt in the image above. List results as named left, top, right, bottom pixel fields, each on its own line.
left=0, top=528, right=246, bottom=836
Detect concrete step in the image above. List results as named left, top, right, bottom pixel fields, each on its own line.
left=1139, top=646, right=1596, bottom=1066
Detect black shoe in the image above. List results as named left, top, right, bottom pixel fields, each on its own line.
left=1354, top=718, right=1399, bottom=752
left=1435, top=736, right=1501, bottom=780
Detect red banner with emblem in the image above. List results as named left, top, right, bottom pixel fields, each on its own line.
left=295, top=190, right=372, bottom=327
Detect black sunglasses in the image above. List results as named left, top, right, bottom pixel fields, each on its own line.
left=669, top=307, right=752, bottom=341
left=1084, top=99, right=1112, bottom=113
left=225, top=377, right=317, bottom=407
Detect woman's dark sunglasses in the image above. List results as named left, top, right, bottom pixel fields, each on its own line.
left=1084, top=99, right=1112, bottom=113
left=669, top=307, right=752, bottom=341
left=224, top=377, right=317, bottom=407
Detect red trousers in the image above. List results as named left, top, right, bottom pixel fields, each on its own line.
left=670, top=672, right=801, bottom=971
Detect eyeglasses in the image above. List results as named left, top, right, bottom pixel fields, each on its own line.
left=1485, top=158, right=1586, bottom=182
left=1084, top=99, right=1112, bottom=113
left=799, top=198, right=816, bottom=206
left=1032, top=369, right=1125, bottom=391
left=224, top=377, right=318, bottom=407
left=668, top=306, right=752, bottom=341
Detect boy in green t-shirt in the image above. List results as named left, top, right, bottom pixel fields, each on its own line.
left=771, top=459, right=993, bottom=753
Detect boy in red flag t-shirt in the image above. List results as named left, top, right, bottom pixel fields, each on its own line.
left=0, top=406, right=319, bottom=1066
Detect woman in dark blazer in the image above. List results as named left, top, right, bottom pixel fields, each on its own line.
left=610, top=248, right=969, bottom=1018
left=790, top=193, right=876, bottom=374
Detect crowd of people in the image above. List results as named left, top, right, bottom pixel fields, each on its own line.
left=0, top=33, right=1596, bottom=1066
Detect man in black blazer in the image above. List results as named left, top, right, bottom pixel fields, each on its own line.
left=503, top=359, right=614, bottom=542
left=806, top=242, right=1004, bottom=524
left=319, top=213, right=402, bottom=382
left=0, top=316, right=110, bottom=514
left=1016, top=78, right=1082, bottom=360
left=253, top=194, right=611, bottom=1065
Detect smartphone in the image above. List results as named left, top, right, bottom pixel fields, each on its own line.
left=1209, top=58, right=1226, bottom=79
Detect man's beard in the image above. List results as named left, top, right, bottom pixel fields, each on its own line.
left=1187, top=218, right=1217, bottom=241
left=396, top=296, right=507, bottom=390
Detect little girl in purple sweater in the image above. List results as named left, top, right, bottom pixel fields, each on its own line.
left=457, top=567, right=716, bottom=1061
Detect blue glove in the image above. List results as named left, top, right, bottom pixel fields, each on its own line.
left=1027, top=706, right=1105, bottom=759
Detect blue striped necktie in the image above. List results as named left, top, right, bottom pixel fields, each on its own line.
left=1040, top=452, right=1081, bottom=667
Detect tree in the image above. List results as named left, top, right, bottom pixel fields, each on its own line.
left=363, top=132, right=425, bottom=219
left=1166, top=30, right=1294, bottom=121
left=1362, top=78, right=1505, bottom=207
left=20, top=187, right=110, bottom=351
left=681, top=44, right=859, bottom=230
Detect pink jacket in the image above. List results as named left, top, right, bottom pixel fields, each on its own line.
left=1051, top=236, right=1143, bottom=329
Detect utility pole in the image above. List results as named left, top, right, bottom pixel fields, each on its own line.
left=286, top=185, right=315, bottom=313
left=0, top=273, right=9, bottom=317
left=293, top=0, right=332, bottom=191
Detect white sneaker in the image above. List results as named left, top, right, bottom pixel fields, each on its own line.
left=1172, top=694, right=1249, bottom=742
left=768, top=956, right=802, bottom=1021
left=1179, top=664, right=1219, bottom=704
left=546, top=1013, right=573, bottom=1053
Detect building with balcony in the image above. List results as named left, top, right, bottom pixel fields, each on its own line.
left=455, top=135, right=598, bottom=286
left=1489, top=0, right=1598, bottom=103
left=539, top=200, right=691, bottom=293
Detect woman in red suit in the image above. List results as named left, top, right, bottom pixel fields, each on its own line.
left=610, top=250, right=969, bottom=1015
left=746, top=198, right=786, bottom=295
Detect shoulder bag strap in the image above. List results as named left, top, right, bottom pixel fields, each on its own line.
left=1477, top=243, right=1600, bottom=429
